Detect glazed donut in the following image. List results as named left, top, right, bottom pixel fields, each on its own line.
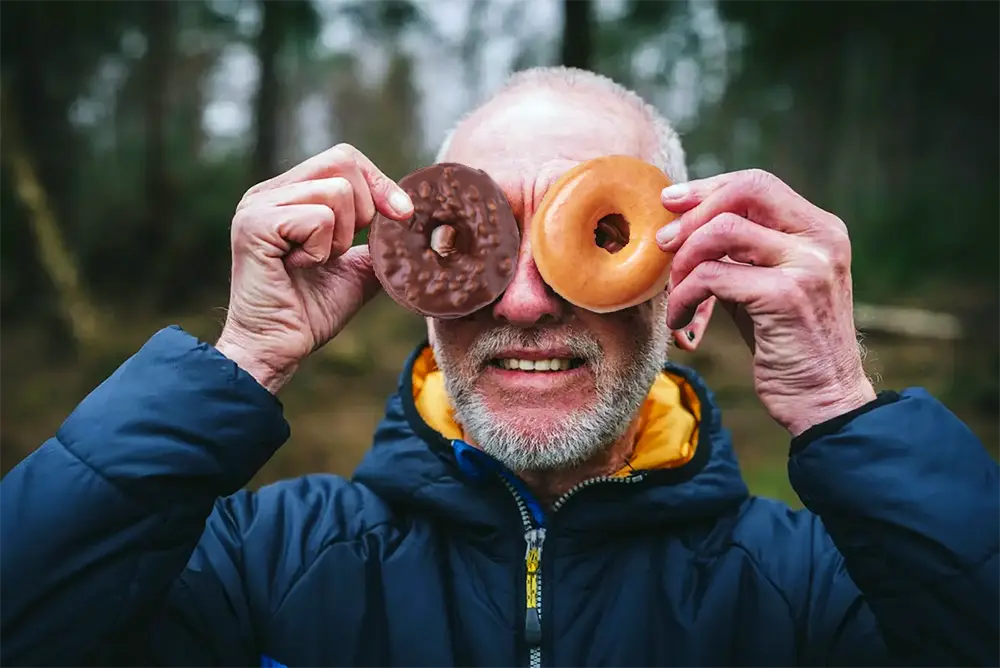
left=531, top=155, right=678, bottom=313
left=369, top=163, right=521, bottom=318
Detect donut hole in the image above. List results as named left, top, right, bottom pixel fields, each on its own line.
left=595, top=214, right=630, bottom=254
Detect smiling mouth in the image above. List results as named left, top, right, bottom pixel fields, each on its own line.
left=489, top=357, right=586, bottom=372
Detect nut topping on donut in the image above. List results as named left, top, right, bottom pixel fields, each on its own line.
left=369, top=163, right=521, bottom=319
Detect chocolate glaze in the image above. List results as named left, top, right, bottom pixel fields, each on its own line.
left=369, top=163, right=520, bottom=318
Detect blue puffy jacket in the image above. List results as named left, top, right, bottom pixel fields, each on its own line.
left=2, top=326, right=998, bottom=666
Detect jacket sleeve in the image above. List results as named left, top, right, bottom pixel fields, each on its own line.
left=788, top=388, right=999, bottom=666
left=0, top=326, right=290, bottom=666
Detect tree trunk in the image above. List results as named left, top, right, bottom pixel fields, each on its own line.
left=144, top=0, right=173, bottom=217
left=253, top=0, right=282, bottom=184
left=144, top=0, right=176, bottom=303
left=561, top=0, right=593, bottom=70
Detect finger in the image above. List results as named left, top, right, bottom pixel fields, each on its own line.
left=328, top=179, right=357, bottom=258
left=249, top=169, right=373, bottom=231
left=669, top=213, right=797, bottom=287
left=240, top=178, right=363, bottom=268
left=275, top=206, right=337, bottom=269
left=242, top=143, right=412, bottom=221
left=332, top=245, right=383, bottom=308
left=233, top=204, right=333, bottom=262
left=251, top=177, right=354, bottom=210
left=241, top=145, right=353, bottom=199
left=299, top=245, right=384, bottom=322
left=667, top=260, right=778, bottom=330
left=659, top=169, right=802, bottom=252
left=318, top=153, right=375, bottom=228
left=342, top=146, right=414, bottom=222
left=659, top=171, right=737, bottom=213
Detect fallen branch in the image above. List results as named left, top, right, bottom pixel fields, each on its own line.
left=855, top=302, right=963, bottom=341
left=0, top=84, right=105, bottom=351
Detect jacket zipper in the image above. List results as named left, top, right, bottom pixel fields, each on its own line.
left=499, top=473, right=646, bottom=668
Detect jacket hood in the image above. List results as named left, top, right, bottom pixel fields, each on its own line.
left=352, top=342, right=749, bottom=536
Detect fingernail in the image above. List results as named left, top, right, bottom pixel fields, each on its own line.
left=390, top=190, right=413, bottom=215
left=661, top=184, right=690, bottom=200
left=656, top=221, right=681, bottom=245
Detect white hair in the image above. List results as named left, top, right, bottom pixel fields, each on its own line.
left=434, top=66, right=689, bottom=183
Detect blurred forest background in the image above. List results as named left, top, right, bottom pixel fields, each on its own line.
left=1, top=0, right=997, bottom=505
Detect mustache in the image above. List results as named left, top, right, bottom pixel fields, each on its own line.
left=464, top=326, right=603, bottom=369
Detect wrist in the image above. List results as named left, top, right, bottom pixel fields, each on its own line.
left=790, top=389, right=900, bottom=455
left=215, top=336, right=296, bottom=395
left=786, top=378, right=877, bottom=438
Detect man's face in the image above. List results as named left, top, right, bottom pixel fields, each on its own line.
left=429, top=89, right=672, bottom=472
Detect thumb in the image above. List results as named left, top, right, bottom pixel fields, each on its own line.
left=326, top=244, right=383, bottom=316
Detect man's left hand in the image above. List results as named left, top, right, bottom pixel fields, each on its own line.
left=656, top=169, right=876, bottom=437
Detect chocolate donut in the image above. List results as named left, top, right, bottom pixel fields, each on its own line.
left=369, top=163, right=520, bottom=318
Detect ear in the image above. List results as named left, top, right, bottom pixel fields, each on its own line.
left=671, top=296, right=716, bottom=351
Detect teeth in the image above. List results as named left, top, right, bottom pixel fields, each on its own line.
left=500, top=358, right=573, bottom=372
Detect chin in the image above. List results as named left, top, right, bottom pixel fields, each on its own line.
left=461, top=413, right=601, bottom=472
left=473, top=378, right=599, bottom=428
left=454, top=387, right=619, bottom=472
left=485, top=405, right=585, bottom=438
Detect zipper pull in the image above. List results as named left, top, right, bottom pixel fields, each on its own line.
left=524, top=528, right=546, bottom=646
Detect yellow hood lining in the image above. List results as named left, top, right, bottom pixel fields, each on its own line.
left=411, top=347, right=699, bottom=475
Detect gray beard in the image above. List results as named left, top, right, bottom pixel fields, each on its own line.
left=431, top=305, right=671, bottom=473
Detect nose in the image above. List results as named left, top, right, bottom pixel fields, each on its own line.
left=492, top=246, right=564, bottom=326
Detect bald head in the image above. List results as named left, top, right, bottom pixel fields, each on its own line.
left=437, top=67, right=688, bottom=183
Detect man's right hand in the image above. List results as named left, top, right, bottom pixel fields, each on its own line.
left=215, top=144, right=414, bottom=393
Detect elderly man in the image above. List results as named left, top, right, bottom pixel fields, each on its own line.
left=2, top=67, right=997, bottom=667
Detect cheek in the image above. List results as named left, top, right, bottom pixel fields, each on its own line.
left=576, top=307, right=658, bottom=361
left=620, top=301, right=663, bottom=342
left=580, top=306, right=651, bottom=339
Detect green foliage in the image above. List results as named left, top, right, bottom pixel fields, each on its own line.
left=616, top=0, right=1000, bottom=304
left=623, top=0, right=677, bottom=26
left=340, top=0, right=427, bottom=39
